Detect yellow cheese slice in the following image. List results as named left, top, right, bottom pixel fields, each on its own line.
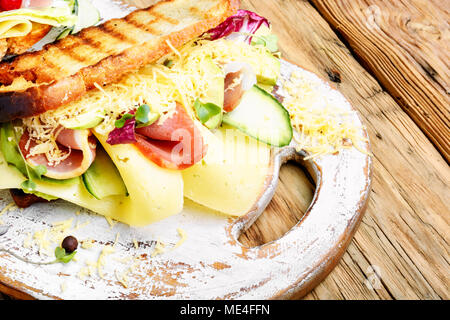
left=0, top=8, right=77, bottom=39
left=182, top=125, right=273, bottom=216
left=0, top=126, right=271, bottom=223
left=0, top=18, right=32, bottom=38
left=0, top=135, right=184, bottom=226
left=93, top=132, right=184, bottom=226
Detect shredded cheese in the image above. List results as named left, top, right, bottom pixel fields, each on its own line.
left=115, top=260, right=138, bottom=289
left=30, top=218, right=74, bottom=256
left=20, top=118, right=71, bottom=166
left=174, top=228, right=187, bottom=249
left=23, top=232, right=32, bottom=249
left=283, top=70, right=370, bottom=159
left=0, top=202, right=16, bottom=217
left=105, top=216, right=118, bottom=229
left=151, top=238, right=166, bottom=258
left=97, top=244, right=115, bottom=279
left=133, top=239, right=139, bottom=249
left=166, top=39, right=181, bottom=59
left=21, top=38, right=274, bottom=165
left=80, top=239, right=95, bottom=249
left=18, top=35, right=368, bottom=172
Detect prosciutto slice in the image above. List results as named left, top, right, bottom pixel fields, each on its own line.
left=134, top=103, right=206, bottom=170
left=19, top=128, right=96, bottom=180
left=223, top=62, right=256, bottom=112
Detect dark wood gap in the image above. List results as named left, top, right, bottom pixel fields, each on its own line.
left=239, top=161, right=315, bottom=247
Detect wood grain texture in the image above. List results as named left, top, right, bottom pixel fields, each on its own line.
left=238, top=0, right=449, bottom=300
left=311, top=0, right=450, bottom=163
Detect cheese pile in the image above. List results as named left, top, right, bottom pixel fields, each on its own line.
left=283, top=70, right=369, bottom=159
left=22, top=38, right=273, bottom=165
left=20, top=118, right=71, bottom=166
left=20, top=36, right=367, bottom=163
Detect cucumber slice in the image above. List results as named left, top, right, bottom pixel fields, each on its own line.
left=222, top=85, right=293, bottom=147
left=59, top=109, right=105, bottom=129
left=71, top=0, right=100, bottom=34
left=82, top=147, right=127, bottom=200
left=56, top=27, right=73, bottom=40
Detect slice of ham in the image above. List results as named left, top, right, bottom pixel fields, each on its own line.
left=19, top=128, right=96, bottom=180
left=134, top=103, right=206, bottom=170
left=224, top=70, right=245, bottom=112
left=223, top=62, right=256, bottom=112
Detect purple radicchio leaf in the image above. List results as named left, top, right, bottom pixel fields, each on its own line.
left=207, top=10, right=270, bottom=43
left=107, top=117, right=137, bottom=145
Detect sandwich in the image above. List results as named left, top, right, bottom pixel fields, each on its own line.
left=0, top=0, right=294, bottom=226
left=0, top=0, right=100, bottom=59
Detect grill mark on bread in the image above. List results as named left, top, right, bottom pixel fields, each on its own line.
left=190, top=6, right=207, bottom=19
left=0, top=0, right=187, bottom=85
left=0, top=0, right=240, bottom=121
left=99, top=22, right=138, bottom=45
left=81, top=28, right=126, bottom=55
left=35, top=56, right=65, bottom=83
left=77, top=34, right=104, bottom=53
left=51, top=37, right=95, bottom=65
left=152, top=11, right=180, bottom=25
left=58, top=42, right=93, bottom=65
left=125, top=16, right=159, bottom=36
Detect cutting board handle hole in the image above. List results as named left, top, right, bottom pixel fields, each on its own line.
left=239, top=161, right=316, bottom=247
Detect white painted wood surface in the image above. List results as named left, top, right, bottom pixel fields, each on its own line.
left=0, top=57, right=372, bottom=299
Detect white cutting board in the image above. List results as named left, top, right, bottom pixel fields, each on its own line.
left=0, top=0, right=372, bottom=299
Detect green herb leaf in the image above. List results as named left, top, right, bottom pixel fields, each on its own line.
left=54, top=246, right=66, bottom=260
left=54, top=247, right=76, bottom=264
left=194, top=99, right=222, bottom=124
left=135, top=104, right=160, bottom=128
left=0, top=122, right=27, bottom=175
left=136, top=113, right=160, bottom=128
left=251, top=34, right=279, bottom=53
left=135, top=104, right=150, bottom=124
left=32, top=165, right=47, bottom=179
left=22, top=189, right=59, bottom=201
left=21, top=180, right=36, bottom=192
left=114, top=113, right=134, bottom=129
left=59, top=251, right=76, bottom=264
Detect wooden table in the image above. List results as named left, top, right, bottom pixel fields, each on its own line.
left=239, top=0, right=449, bottom=300
left=1, top=0, right=449, bottom=300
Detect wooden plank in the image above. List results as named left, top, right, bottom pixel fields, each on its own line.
left=311, top=0, right=450, bottom=163
left=239, top=163, right=314, bottom=247
left=239, top=0, right=449, bottom=300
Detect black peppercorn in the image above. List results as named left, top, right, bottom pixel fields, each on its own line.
left=61, top=236, right=78, bottom=253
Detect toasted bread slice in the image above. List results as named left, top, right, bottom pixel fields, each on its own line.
left=6, top=23, right=52, bottom=57
left=0, top=0, right=239, bottom=122
left=0, top=23, right=51, bottom=61
left=0, top=39, right=6, bottom=60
